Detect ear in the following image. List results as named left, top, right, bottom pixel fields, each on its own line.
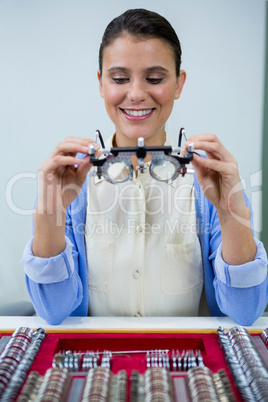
left=174, top=70, right=186, bottom=100
left=97, top=70, right=104, bottom=98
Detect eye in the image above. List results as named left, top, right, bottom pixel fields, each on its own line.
left=146, top=77, right=163, bottom=84
left=112, top=77, right=129, bottom=84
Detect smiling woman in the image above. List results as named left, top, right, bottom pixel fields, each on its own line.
left=21, top=8, right=268, bottom=325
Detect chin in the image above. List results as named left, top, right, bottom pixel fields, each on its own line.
left=124, top=132, right=154, bottom=144
left=124, top=126, right=158, bottom=139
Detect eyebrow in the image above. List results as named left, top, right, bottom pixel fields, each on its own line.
left=107, top=66, right=169, bottom=73
left=146, top=66, right=169, bottom=73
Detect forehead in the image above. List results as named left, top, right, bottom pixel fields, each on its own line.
left=102, top=35, right=176, bottom=71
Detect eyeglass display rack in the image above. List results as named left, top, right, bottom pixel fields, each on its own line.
left=0, top=321, right=267, bottom=401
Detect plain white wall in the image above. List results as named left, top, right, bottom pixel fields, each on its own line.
left=0, top=0, right=266, bottom=306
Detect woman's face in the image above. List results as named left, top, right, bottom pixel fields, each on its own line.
left=98, top=34, right=186, bottom=146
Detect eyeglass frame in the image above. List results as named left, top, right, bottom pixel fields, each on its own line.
left=88, top=128, right=194, bottom=184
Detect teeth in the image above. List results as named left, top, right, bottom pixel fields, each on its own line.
left=124, top=109, right=153, bottom=117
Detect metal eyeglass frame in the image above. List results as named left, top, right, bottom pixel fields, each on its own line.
left=88, top=128, right=194, bottom=184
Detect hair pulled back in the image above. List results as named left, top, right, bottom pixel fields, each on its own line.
left=98, top=9, right=182, bottom=77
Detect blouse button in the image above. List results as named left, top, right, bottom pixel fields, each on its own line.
left=134, top=312, right=141, bottom=317
left=133, top=271, right=140, bottom=279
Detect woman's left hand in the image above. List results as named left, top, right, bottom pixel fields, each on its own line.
left=183, top=133, right=244, bottom=216
left=183, top=133, right=256, bottom=265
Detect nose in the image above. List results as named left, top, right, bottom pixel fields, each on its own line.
left=128, top=79, right=147, bottom=103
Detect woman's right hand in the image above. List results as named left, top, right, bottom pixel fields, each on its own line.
left=33, top=136, right=101, bottom=257
left=36, top=136, right=100, bottom=214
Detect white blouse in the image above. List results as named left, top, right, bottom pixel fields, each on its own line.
left=85, top=135, right=203, bottom=317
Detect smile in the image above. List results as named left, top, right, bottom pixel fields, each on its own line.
left=122, top=109, right=154, bottom=117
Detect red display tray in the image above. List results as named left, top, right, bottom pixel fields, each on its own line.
left=0, top=329, right=267, bottom=401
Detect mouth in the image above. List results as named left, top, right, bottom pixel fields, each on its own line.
left=120, top=108, right=155, bottom=119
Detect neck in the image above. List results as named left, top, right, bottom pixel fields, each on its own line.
left=114, top=131, right=166, bottom=148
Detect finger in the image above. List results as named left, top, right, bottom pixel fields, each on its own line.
left=187, top=133, right=220, bottom=143
left=182, top=133, right=220, bottom=157
left=182, top=141, right=223, bottom=160
left=185, top=140, right=233, bottom=162
left=76, top=155, right=92, bottom=182
left=40, top=155, right=87, bottom=172
left=186, top=133, right=223, bottom=149
left=189, top=153, right=208, bottom=177
left=51, top=142, right=88, bottom=157
left=64, top=136, right=101, bottom=151
left=192, top=153, right=238, bottom=176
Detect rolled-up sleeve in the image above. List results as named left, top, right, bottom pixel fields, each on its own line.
left=21, top=236, right=74, bottom=284
left=214, top=238, right=268, bottom=288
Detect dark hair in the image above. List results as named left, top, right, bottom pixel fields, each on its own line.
left=98, top=9, right=182, bottom=77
